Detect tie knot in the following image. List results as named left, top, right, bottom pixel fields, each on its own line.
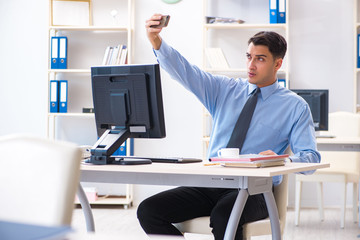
left=252, top=87, right=260, bottom=96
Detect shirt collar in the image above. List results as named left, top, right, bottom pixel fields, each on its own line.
left=247, top=80, right=279, bottom=100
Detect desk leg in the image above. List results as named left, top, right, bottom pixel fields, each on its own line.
left=263, top=191, right=281, bottom=240
left=77, top=183, right=95, bottom=232
left=223, top=189, right=249, bottom=240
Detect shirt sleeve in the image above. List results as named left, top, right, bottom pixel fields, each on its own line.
left=153, top=40, right=229, bottom=114
left=288, top=104, right=321, bottom=174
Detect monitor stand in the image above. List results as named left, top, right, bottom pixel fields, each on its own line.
left=90, top=128, right=152, bottom=165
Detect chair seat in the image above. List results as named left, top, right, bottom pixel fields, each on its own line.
left=315, top=167, right=359, bottom=177
left=243, top=218, right=271, bottom=237
left=173, top=217, right=211, bottom=235
left=174, top=217, right=274, bottom=238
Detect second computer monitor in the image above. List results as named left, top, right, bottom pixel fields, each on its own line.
left=291, top=89, right=329, bottom=131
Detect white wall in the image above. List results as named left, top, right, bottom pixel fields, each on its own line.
left=0, top=0, right=355, bottom=208
left=0, top=0, right=48, bottom=137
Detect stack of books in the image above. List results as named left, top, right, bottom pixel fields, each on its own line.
left=206, top=16, right=245, bottom=24
left=102, top=45, right=128, bottom=65
left=210, top=154, right=289, bottom=168
left=205, top=48, right=230, bottom=69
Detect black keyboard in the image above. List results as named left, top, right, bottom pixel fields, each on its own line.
left=117, top=156, right=203, bottom=164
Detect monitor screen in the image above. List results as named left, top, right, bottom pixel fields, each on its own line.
left=90, top=64, right=166, bottom=164
left=291, top=89, right=329, bottom=131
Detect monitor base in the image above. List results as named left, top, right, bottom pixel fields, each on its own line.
left=111, top=157, right=152, bottom=165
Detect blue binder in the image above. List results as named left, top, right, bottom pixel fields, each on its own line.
left=114, top=140, right=127, bottom=156
left=278, top=79, right=286, bottom=88
left=50, top=37, right=59, bottom=69
left=59, top=80, right=68, bottom=113
left=277, top=0, right=286, bottom=23
left=269, top=0, right=278, bottom=24
left=49, top=80, right=59, bottom=113
left=358, top=34, right=360, bottom=68
left=58, top=37, right=68, bottom=69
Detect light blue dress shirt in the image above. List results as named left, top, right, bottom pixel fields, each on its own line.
left=154, top=40, right=321, bottom=185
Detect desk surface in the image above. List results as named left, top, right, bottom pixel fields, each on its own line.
left=81, top=162, right=329, bottom=178
left=81, top=162, right=329, bottom=189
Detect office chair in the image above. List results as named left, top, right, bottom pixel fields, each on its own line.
left=174, top=174, right=289, bottom=239
left=295, top=111, right=360, bottom=228
left=0, top=134, right=82, bottom=226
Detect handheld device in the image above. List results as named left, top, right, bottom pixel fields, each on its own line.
left=151, top=15, right=170, bottom=28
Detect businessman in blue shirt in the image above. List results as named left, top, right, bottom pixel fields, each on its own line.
left=137, top=14, right=321, bottom=240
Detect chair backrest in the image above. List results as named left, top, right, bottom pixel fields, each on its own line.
left=0, top=134, right=82, bottom=226
left=320, top=112, right=360, bottom=174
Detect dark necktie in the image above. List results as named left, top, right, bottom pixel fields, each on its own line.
left=227, top=88, right=260, bottom=152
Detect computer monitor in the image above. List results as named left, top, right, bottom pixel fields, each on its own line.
left=90, top=64, right=166, bottom=165
left=291, top=89, right=329, bottom=132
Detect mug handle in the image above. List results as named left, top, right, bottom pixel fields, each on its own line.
left=217, top=149, right=222, bottom=157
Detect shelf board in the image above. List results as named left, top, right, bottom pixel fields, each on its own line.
left=203, top=68, right=287, bottom=73
left=75, top=195, right=132, bottom=205
left=203, top=137, right=210, bottom=142
left=48, top=69, right=91, bottom=73
left=204, top=23, right=287, bottom=30
left=48, top=113, right=94, bottom=117
left=49, top=26, right=129, bottom=31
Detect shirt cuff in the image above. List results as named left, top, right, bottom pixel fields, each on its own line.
left=153, top=40, right=170, bottom=58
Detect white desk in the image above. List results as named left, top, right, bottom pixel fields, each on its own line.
left=317, top=137, right=360, bottom=152
left=78, top=162, right=329, bottom=240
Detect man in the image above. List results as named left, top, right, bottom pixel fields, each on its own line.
left=137, top=14, right=320, bottom=240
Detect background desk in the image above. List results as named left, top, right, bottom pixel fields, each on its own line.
left=79, top=162, right=329, bottom=240
left=317, top=137, right=360, bottom=152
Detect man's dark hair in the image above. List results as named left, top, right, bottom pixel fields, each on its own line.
left=248, top=31, right=287, bottom=60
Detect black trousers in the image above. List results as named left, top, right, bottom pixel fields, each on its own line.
left=137, top=186, right=269, bottom=240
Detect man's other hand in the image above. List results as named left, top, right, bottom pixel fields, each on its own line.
left=145, top=14, right=165, bottom=50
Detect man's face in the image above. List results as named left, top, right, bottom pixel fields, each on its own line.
left=246, top=42, right=282, bottom=88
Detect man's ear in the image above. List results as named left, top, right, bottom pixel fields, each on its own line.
left=274, top=58, right=283, bottom=71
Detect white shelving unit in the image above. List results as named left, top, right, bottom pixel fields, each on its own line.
left=47, top=0, right=134, bottom=207
left=354, top=0, right=360, bottom=113
left=75, top=185, right=133, bottom=209
left=201, top=0, right=290, bottom=159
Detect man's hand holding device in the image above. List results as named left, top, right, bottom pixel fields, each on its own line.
left=150, top=15, right=170, bottom=28
left=146, top=14, right=170, bottom=50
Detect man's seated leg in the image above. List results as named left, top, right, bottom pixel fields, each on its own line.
left=210, top=192, right=269, bottom=240
left=137, top=186, right=214, bottom=235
